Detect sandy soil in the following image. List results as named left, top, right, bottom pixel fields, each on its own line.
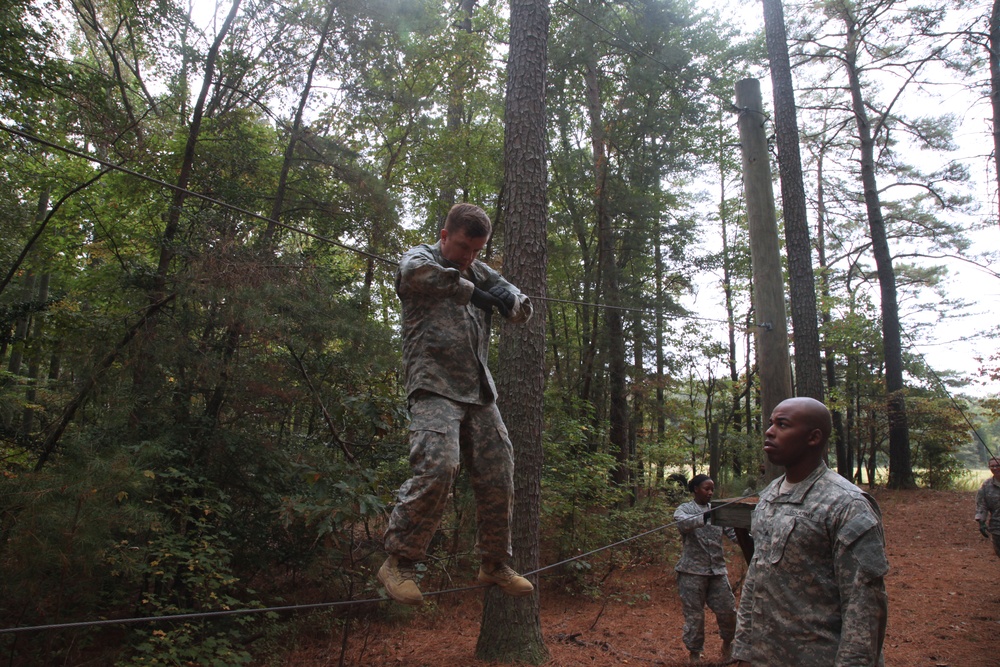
left=271, top=488, right=999, bottom=667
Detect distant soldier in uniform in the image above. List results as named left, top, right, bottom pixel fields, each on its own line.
left=975, top=456, right=1000, bottom=559
left=673, top=474, right=737, bottom=664
left=377, top=203, right=534, bottom=605
left=732, top=397, right=889, bottom=667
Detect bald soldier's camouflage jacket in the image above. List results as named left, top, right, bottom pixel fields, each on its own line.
left=396, top=242, right=531, bottom=404
left=732, top=463, right=889, bottom=667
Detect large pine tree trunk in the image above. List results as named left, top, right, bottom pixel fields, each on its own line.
left=844, top=18, right=914, bottom=489
left=761, top=0, right=824, bottom=401
left=475, top=0, right=549, bottom=661
left=583, top=59, right=630, bottom=495
left=991, top=0, right=1000, bottom=228
left=654, top=234, right=666, bottom=484
left=816, top=151, right=849, bottom=477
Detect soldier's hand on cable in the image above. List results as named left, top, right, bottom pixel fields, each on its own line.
left=488, top=285, right=517, bottom=313
left=702, top=506, right=714, bottom=524
left=470, top=287, right=510, bottom=317
left=980, top=520, right=989, bottom=539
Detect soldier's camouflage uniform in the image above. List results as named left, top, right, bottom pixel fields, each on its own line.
left=383, top=241, right=531, bottom=563
left=975, top=475, right=1000, bottom=558
left=731, top=463, right=889, bottom=667
left=673, top=500, right=737, bottom=654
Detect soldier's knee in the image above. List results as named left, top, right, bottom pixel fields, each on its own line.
left=423, top=457, right=461, bottom=483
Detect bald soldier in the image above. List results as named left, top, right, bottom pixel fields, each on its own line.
left=732, top=397, right=889, bottom=667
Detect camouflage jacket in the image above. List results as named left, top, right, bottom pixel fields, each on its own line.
left=673, top=500, right=736, bottom=576
left=732, top=463, right=889, bottom=667
left=396, top=242, right=531, bottom=405
left=975, top=477, right=1000, bottom=534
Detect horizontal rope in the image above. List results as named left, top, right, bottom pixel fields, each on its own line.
left=1, top=123, right=734, bottom=325
left=0, top=493, right=756, bottom=635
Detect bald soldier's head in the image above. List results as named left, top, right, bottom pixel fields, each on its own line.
left=764, top=397, right=833, bottom=483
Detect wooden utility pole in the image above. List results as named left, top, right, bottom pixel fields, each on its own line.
left=735, top=78, right=793, bottom=482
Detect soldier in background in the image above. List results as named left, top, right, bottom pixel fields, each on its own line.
left=673, top=474, right=737, bottom=664
left=732, top=397, right=889, bottom=667
left=975, top=456, right=1000, bottom=559
left=377, top=203, right=534, bottom=605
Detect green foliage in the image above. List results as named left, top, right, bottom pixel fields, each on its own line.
left=1, top=0, right=993, bottom=663
left=119, top=626, right=252, bottom=667
left=907, top=394, right=973, bottom=489
left=541, top=390, right=629, bottom=560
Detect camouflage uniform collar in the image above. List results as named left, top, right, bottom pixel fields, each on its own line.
left=773, top=461, right=828, bottom=504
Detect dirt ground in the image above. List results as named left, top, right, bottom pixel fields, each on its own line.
left=274, top=489, right=999, bottom=666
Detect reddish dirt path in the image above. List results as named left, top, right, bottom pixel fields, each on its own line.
left=275, top=489, right=998, bottom=666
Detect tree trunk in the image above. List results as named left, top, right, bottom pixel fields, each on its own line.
left=583, top=58, right=630, bottom=495
left=154, top=0, right=242, bottom=296
left=476, top=0, right=549, bottom=661
left=20, top=272, right=50, bottom=438
left=131, top=0, right=242, bottom=428
left=761, top=0, right=824, bottom=401
left=991, top=0, right=1000, bottom=228
left=843, top=17, right=914, bottom=489
left=6, top=272, right=35, bottom=376
left=630, top=312, right=643, bottom=500
left=719, top=160, right=742, bottom=434
left=815, top=151, right=849, bottom=477
left=262, top=0, right=337, bottom=247
left=654, top=235, right=666, bottom=483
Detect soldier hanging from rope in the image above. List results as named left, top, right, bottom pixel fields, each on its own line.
left=377, top=203, right=534, bottom=605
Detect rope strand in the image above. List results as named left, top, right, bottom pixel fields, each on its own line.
left=0, top=493, right=757, bottom=635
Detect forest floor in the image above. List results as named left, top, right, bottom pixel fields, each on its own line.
left=268, top=489, right=999, bottom=667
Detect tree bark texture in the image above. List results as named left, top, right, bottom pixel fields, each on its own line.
left=735, top=78, right=793, bottom=483
left=761, top=0, right=825, bottom=401
left=476, top=0, right=549, bottom=662
left=991, top=0, right=1000, bottom=228
left=843, top=18, right=914, bottom=489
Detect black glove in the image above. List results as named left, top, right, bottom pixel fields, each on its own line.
left=980, top=521, right=990, bottom=539
left=470, top=287, right=510, bottom=318
left=703, top=506, right=714, bottom=524
left=488, top=285, right=517, bottom=313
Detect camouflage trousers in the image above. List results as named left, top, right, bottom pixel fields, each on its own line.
left=676, top=572, right=736, bottom=652
left=383, top=392, right=514, bottom=563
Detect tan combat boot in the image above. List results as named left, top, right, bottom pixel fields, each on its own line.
left=377, top=555, right=423, bottom=605
left=478, top=561, right=534, bottom=596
